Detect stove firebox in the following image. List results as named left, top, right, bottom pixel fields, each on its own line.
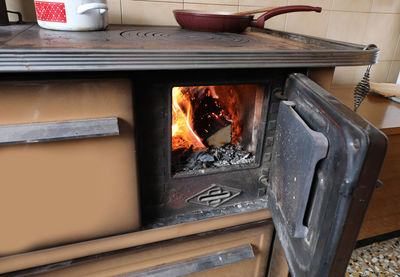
left=134, top=69, right=292, bottom=227
left=171, top=84, right=265, bottom=175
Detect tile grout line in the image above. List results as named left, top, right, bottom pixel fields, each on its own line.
left=368, top=0, right=373, bottom=14
left=386, top=34, right=400, bottom=82
left=283, top=0, right=288, bottom=32
left=392, top=34, right=400, bottom=61
left=386, top=61, right=394, bottom=82
left=325, top=9, right=332, bottom=39
left=362, top=9, right=371, bottom=47
left=329, top=0, right=334, bottom=10
left=325, top=0, right=333, bottom=42
left=120, top=0, right=123, bottom=24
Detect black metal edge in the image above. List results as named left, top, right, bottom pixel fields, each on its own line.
left=265, top=229, right=277, bottom=275
left=328, top=126, right=387, bottom=277
left=355, top=230, right=400, bottom=249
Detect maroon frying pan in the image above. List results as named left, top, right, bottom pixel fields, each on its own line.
left=173, top=5, right=322, bottom=33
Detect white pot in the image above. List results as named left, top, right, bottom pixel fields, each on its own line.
left=34, top=0, right=108, bottom=31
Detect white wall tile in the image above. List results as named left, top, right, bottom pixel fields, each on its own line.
left=393, top=35, right=400, bottom=61
left=387, top=61, right=400, bottom=83
left=122, top=0, right=183, bottom=26
left=286, top=10, right=329, bottom=38
left=370, top=61, right=391, bottom=82
left=326, top=11, right=369, bottom=44
left=183, top=3, right=238, bottom=12
left=239, top=0, right=287, bottom=8
left=108, top=0, right=122, bottom=24
left=334, top=62, right=391, bottom=85
left=185, top=0, right=237, bottom=6
left=287, top=0, right=332, bottom=10
left=363, top=13, right=400, bottom=60
left=332, top=0, right=372, bottom=13
left=371, top=0, right=400, bottom=13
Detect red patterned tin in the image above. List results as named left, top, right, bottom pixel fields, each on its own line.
left=35, top=1, right=67, bottom=23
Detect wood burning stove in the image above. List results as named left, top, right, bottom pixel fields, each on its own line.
left=0, top=25, right=387, bottom=277
left=133, top=67, right=387, bottom=276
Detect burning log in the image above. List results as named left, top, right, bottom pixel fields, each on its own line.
left=171, top=85, right=251, bottom=173
left=206, top=124, right=231, bottom=148
left=192, top=88, right=232, bottom=148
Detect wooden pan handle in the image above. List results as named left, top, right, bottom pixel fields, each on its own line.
left=233, top=7, right=278, bottom=16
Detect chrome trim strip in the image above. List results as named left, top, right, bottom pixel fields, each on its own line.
left=0, top=117, right=119, bottom=145
left=119, top=244, right=255, bottom=277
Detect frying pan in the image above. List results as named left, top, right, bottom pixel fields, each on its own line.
left=173, top=5, right=322, bottom=33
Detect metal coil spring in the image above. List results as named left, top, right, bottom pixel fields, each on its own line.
left=353, top=65, right=372, bottom=112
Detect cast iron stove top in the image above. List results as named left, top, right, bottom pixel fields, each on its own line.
left=0, top=24, right=379, bottom=72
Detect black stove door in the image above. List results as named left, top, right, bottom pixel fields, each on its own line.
left=267, top=73, right=387, bottom=277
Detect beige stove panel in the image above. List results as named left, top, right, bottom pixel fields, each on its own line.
left=0, top=79, right=140, bottom=257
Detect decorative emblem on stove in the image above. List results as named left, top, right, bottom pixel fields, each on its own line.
left=187, top=184, right=241, bottom=208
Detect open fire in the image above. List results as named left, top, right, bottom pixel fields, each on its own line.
left=171, top=85, right=263, bottom=173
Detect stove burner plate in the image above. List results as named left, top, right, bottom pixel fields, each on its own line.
left=120, top=29, right=252, bottom=47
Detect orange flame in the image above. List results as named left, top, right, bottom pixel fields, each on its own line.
left=215, top=86, right=242, bottom=145
left=172, top=87, right=206, bottom=152
left=171, top=86, right=244, bottom=152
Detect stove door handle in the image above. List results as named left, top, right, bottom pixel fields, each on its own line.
left=0, top=117, right=119, bottom=145
left=268, top=101, right=329, bottom=239
left=119, top=244, right=255, bottom=277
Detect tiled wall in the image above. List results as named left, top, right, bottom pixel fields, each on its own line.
left=6, top=0, right=400, bottom=85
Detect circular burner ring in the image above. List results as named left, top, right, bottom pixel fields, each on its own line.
left=120, top=29, right=252, bottom=46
